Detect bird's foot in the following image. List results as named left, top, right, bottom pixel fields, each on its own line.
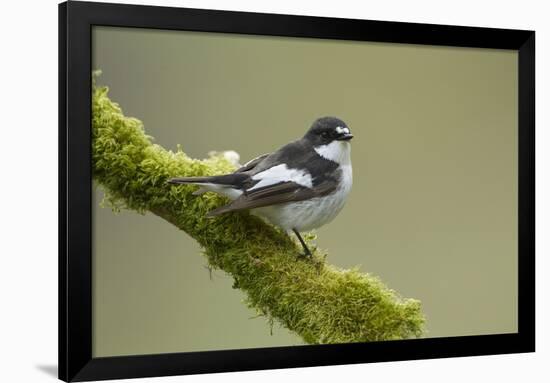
left=293, top=229, right=314, bottom=259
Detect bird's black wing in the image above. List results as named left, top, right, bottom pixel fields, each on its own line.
left=245, top=140, right=309, bottom=176
left=206, top=180, right=336, bottom=216
left=234, top=153, right=271, bottom=173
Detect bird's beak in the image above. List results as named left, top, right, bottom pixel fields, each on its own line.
left=336, top=133, right=354, bottom=141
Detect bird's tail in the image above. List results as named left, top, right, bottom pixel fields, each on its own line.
left=167, top=174, right=248, bottom=197
left=167, top=173, right=246, bottom=186
left=167, top=176, right=218, bottom=185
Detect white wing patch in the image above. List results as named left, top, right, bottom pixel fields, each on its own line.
left=335, top=126, right=350, bottom=135
left=248, top=164, right=313, bottom=191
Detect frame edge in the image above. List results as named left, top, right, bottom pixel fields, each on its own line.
left=60, top=1, right=536, bottom=381
left=517, top=31, right=535, bottom=352
left=58, top=2, right=68, bottom=381
left=62, top=1, right=95, bottom=381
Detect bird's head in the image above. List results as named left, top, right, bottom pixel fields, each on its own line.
left=303, top=117, right=353, bottom=147
left=304, top=117, right=353, bottom=165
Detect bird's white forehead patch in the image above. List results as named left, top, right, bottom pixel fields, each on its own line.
left=335, top=126, right=350, bottom=135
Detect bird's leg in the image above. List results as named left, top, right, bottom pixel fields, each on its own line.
left=292, top=229, right=312, bottom=257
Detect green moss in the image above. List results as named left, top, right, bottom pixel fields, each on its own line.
left=92, top=77, right=425, bottom=344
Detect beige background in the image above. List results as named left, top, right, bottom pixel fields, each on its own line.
left=91, top=26, right=518, bottom=357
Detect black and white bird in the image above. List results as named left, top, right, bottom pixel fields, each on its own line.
left=168, top=117, right=353, bottom=256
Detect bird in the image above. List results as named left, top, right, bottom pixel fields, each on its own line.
left=168, top=116, right=353, bottom=257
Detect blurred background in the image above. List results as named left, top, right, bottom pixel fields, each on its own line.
left=92, top=26, right=518, bottom=357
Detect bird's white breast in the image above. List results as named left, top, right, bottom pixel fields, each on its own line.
left=253, top=141, right=352, bottom=231
left=253, top=164, right=353, bottom=232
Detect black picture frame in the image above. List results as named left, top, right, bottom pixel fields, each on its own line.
left=59, top=1, right=535, bottom=381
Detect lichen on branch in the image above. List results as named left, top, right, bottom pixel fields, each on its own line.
left=92, top=76, right=425, bottom=344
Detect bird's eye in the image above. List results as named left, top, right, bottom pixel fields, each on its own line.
left=321, top=132, right=329, bottom=139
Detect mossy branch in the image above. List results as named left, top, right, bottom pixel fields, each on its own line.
left=92, top=79, right=425, bottom=344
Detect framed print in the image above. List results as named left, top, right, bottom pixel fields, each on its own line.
left=59, top=1, right=535, bottom=381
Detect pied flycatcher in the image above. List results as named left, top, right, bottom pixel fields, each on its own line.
left=168, top=117, right=353, bottom=256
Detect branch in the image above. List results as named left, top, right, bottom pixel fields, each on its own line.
left=92, top=79, right=425, bottom=344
